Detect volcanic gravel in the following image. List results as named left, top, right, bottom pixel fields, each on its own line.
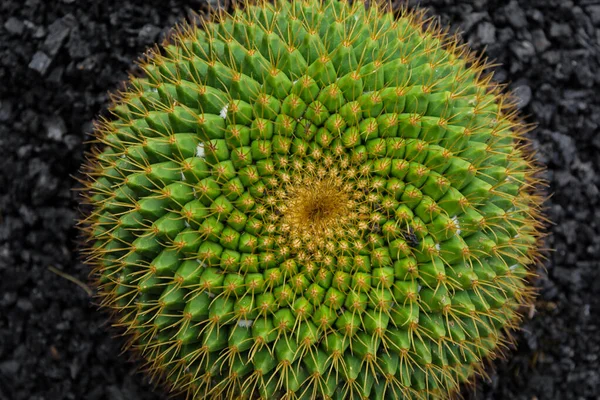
left=1, top=0, right=599, bottom=399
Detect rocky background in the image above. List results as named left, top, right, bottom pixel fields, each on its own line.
left=1, top=0, right=599, bottom=399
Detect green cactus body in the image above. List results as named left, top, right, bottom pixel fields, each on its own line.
left=81, top=0, right=545, bottom=398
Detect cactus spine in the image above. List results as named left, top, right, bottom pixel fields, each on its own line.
left=80, top=0, right=546, bottom=398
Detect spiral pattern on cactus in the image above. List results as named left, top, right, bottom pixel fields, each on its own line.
left=80, top=0, right=546, bottom=398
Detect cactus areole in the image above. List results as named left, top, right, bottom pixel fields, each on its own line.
left=80, top=0, right=545, bottom=398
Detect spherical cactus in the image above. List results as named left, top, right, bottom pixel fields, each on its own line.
left=80, top=0, right=545, bottom=398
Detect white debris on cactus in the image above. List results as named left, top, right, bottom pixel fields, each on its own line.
left=196, top=142, right=205, bottom=158
left=451, top=215, right=461, bottom=235
left=219, top=105, right=228, bottom=119
left=180, top=171, right=186, bottom=181
left=207, top=292, right=216, bottom=298
left=238, top=319, right=254, bottom=328
left=509, top=264, right=519, bottom=271
left=417, top=284, right=422, bottom=293
left=435, top=243, right=441, bottom=251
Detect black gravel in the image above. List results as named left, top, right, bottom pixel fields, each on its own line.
left=1, top=0, right=599, bottom=399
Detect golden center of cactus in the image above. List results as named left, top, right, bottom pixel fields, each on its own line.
left=264, top=160, right=375, bottom=260
left=280, top=176, right=351, bottom=241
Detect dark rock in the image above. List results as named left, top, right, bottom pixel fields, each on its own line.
left=460, top=12, right=488, bottom=33
left=75, top=55, right=99, bottom=71
left=528, top=9, right=544, bottom=25
left=47, top=66, right=64, bottom=83
left=496, top=27, right=514, bottom=47
left=106, top=385, right=126, bottom=400
left=0, top=101, right=13, bottom=122
left=45, top=117, right=67, bottom=141
left=16, top=298, right=33, bottom=312
left=575, top=64, right=595, bottom=88
left=28, top=51, right=52, bottom=75
left=137, top=24, right=162, bottom=46
left=67, top=28, right=91, bottom=59
left=4, top=17, right=24, bottom=36
left=510, top=40, right=535, bottom=62
left=42, top=14, right=76, bottom=56
left=0, top=360, right=20, bottom=375
left=0, top=292, right=17, bottom=307
left=31, top=24, right=47, bottom=39
left=503, top=1, right=527, bottom=30
left=549, top=22, right=572, bottom=39
left=573, top=7, right=595, bottom=37
left=542, top=50, right=561, bottom=65
left=549, top=130, right=577, bottom=166
left=62, top=135, right=81, bottom=151
left=474, top=22, right=496, bottom=45
left=532, top=29, right=551, bottom=53
left=587, top=5, right=600, bottom=26
left=513, top=84, right=532, bottom=109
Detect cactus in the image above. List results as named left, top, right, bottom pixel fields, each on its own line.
left=80, top=0, right=545, bottom=398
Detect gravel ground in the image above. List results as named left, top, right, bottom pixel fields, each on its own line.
left=1, top=0, right=599, bottom=399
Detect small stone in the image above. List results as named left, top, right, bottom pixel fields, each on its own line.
left=67, top=27, right=91, bottom=59
left=16, top=298, right=33, bottom=311
left=547, top=130, right=577, bottom=166
left=510, top=40, right=535, bottom=62
left=460, top=12, right=488, bottom=33
left=106, top=386, right=126, bottom=400
left=542, top=50, right=561, bottom=65
left=532, top=29, right=551, bottom=53
left=497, top=27, right=515, bottom=43
left=549, top=23, right=572, bottom=39
left=0, top=100, right=13, bottom=122
left=45, top=117, right=67, bottom=141
left=137, top=24, right=161, bottom=46
left=43, top=14, right=76, bottom=56
left=528, top=9, right=545, bottom=24
left=575, top=64, right=595, bottom=88
left=513, top=84, right=532, bottom=109
left=475, top=22, right=496, bottom=45
left=28, top=51, right=52, bottom=75
left=47, top=66, right=64, bottom=83
left=504, top=1, right=527, bottom=29
left=63, top=135, right=81, bottom=151
left=587, top=5, right=600, bottom=26
left=4, top=17, right=24, bottom=35
left=76, top=55, right=98, bottom=71
left=0, top=360, right=19, bottom=375
left=572, top=7, right=595, bottom=37
left=0, top=292, right=17, bottom=307
left=18, top=205, right=37, bottom=226
left=32, top=25, right=46, bottom=39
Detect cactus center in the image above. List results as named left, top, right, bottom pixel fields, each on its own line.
left=280, top=175, right=351, bottom=241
